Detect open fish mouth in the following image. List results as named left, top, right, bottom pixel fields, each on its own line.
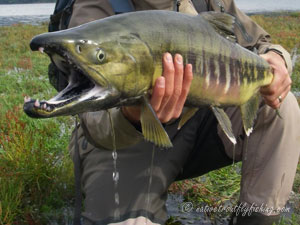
left=23, top=45, right=114, bottom=118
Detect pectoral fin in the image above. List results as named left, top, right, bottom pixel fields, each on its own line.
left=240, top=94, right=260, bottom=136
left=178, top=108, right=198, bottom=130
left=140, top=96, right=173, bottom=148
left=211, top=106, right=236, bottom=145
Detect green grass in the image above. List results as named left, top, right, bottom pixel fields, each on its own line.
left=0, top=12, right=300, bottom=225
left=278, top=214, right=300, bottom=225
left=168, top=164, right=241, bottom=222
left=251, top=13, right=300, bottom=92
left=0, top=24, right=74, bottom=225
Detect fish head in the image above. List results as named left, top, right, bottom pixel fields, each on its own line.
left=70, top=33, right=155, bottom=95
left=24, top=22, right=154, bottom=118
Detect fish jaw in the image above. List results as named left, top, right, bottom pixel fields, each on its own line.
left=24, top=32, right=121, bottom=118
left=23, top=71, right=121, bottom=118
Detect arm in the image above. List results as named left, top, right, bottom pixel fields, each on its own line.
left=68, top=0, right=114, bottom=28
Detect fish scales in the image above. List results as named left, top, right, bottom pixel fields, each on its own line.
left=24, top=10, right=274, bottom=147
left=100, top=11, right=270, bottom=106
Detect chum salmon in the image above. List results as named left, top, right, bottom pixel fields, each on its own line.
left=24, top=10, right=273, bottom=147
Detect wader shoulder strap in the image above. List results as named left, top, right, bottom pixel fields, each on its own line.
left=74, top=117, right=82, bottom=225
left=192, top=0, right=209, bottom=13
left=108, top=0, right=134, bottom=14
left=49, top=0, right=75, bottom=31
left=176, top=0, right=208, bottom=13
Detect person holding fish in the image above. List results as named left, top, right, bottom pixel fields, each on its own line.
left=24, top=0, right=300, bottom=224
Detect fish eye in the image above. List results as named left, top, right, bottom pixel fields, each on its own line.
left=96, top=49, right=106, bottom=63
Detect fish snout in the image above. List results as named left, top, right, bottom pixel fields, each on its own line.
left=30, top=33, right=54, bottom=51
left=30, top=31, right=78, bottom=53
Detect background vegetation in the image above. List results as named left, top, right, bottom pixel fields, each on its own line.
left=0, top=24, right=74, bottom=225
left=0, top=12, right=299, bottom=225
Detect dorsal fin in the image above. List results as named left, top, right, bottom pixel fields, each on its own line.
left=200, top=12, right=236, bottom=42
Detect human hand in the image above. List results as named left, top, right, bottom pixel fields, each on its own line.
left=122, top=53, right=193, bottom=123
left=260, top=51, right=291, bottom=109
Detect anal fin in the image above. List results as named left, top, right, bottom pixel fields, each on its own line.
left=211, top=106, right=236, bottom=145
left=240, top=94, right=260, bottom=136
left=178, top=108, right=198, bottom=130
left=141, top=96, right=173, bottom=148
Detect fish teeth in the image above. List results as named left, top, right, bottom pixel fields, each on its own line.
left=34, top=99, right=40, bottom=108
left=42, top=104, right=47, bottom=110
left=24, top=96, right=31, bottom=103
left=39, top=47, right=44, bottom=53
